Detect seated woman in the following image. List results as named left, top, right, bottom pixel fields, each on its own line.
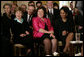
left=32, top=7, right=57, bottom=56
left=11, top=9, right=33, bottom=55
left=54, top=7, right=75, bottom=53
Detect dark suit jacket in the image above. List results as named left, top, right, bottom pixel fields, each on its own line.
left=76, top=1, right=83, bottom=16
left=2, top=13, right=12, bottom=39
left=22, top=12, right=36, bottom=27
left=47, top=8, right=60, bottom=26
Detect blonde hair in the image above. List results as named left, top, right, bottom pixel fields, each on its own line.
left=16, top=7, right=23, bottom=13
left=15, top=7, right=23, bottom=16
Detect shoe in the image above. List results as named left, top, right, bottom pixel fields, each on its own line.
left=45, top=55, right=52, bottom=56
left=75, top=53, right=81, bottom=56
left=53, top=52, right=59, bottom=56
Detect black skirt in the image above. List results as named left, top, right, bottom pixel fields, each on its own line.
left=13, top=35, right=33, bottom=49
left=34, top=33, right=53, bottom=44
left=41, top=33, right=53, bottom=40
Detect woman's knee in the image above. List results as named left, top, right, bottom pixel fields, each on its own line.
left=43, top=38, right=51, bottom=44
left=51, top=39, right=57, bottom=43
left=68, top=33, right=74, bottom=38
left=66, top=33, right=74, bottom=41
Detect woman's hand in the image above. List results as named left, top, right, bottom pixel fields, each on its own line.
left=62, top=30, right=67, bottom=36
left=78, top=26, right=83, bottom=30
left=25, top=31, right=29, bottom=35
left=20, top=34, right=26, bottom=37
left=50, top=33, right=55, bottom=39
left=48, top=31, right=54, bottom=34
left=39, top=29, right=54, bottom=34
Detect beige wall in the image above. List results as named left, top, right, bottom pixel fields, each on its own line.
left=1, top=1, right=59, bottom=14
left=42, top=1, right=59, bottom=5
left=1, top=1, right=37, bottom=14
left=17, top=1, right=29, bottom=9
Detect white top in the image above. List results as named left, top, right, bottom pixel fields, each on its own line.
left=27, top=14, right=32, bottom=23
left=48, top=8, right=54, bottom=15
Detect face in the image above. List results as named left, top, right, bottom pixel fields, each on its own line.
left=37, top=9, right=44, bottom=18
left=37, top=3, right=42, bottom=8
left=28, top=6, right=34, bottom=15
left=21, top=5, right=27, bottom=12
left=11, top=4, right=17, bottom=11
left=70, top=2, right=73, bottom=10
left=60, top=10, right=67, bottom=19
left=15, top=11, right=22, bottom=19
left=4, top=5, right=11, bottom=14
left=54, top=6, right=58, bottom=9
left=47, top=1, right=53, bottom=9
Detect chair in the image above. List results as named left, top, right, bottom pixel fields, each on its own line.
left=14, top=44, right=26, bottom=56
left=57, top=41, right=63, bottom=53
left=34, top=38, right=44, bottom=56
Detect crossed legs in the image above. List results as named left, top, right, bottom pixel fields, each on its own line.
left=43, top=38, right=57, bottom=55
left=63, top=33, right=74, bottom=53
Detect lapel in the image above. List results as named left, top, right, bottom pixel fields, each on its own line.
left=37, top=17, right=48, bottom=26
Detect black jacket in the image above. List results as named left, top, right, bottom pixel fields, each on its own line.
left=47, top=8, right=60, bottom=26
left=22, top=12, right=36, bottom=27
left=1, top=13, right=12, bottom=39
left=11, top=19, right=31, bottom=38
left=54, top=17, right=75, bottom=39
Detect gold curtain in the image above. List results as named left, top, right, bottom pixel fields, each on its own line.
left=41, top=1, right=59, bottom=5
left=13, top=1, right=17, bottom=4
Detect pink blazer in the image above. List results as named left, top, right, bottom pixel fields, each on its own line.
left=32, top=17, right=54, bottom=38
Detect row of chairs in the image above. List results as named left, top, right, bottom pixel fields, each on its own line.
left=13, top=41, right=63, bottom=56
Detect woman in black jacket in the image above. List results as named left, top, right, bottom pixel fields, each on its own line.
left=11, top=9, right=33, bottom=55
left=54, top=7, right=75, bottom=53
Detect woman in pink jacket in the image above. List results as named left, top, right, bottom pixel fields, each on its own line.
left=32, top=7, right=57, bottom=56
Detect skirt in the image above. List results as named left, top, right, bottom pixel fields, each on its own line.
left=13, top=35, right=33, bottom=49
left=34, top=33, right=53, bottom=43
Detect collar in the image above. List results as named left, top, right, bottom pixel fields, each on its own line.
left=14, top=18, right=24, bottom=24
left=37, top=16, right=47, bottom=23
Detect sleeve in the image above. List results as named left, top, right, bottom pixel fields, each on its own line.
left=11, top=20, right=14, bottom=34
left=11, top=20, right=21, bottom=36
left=53, top=19, right=60, bottom=38
left=68, top=19, right=75, bottom=33
left=24, top=21, right=30, bottom=31
left=32, top=17, right=40, bottom=32
left=47, top=18, right=54, bottom=31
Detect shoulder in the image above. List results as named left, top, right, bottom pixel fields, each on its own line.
left=32, top=17, right=37, bottom=19
left=2, top=13, right=7, bottom=19
left=45, top=18, right=49, bottom=20
left=12, top=18, right=19, bottom=24
left=12, top=19, right=17, bottom=24
left=54, top=8, right=59, bottom=12
left=32, top=17, right=39, bottom=21
left=44, top=18, right=50, bottom=22
left=2, top=13, right=6, bottom=16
